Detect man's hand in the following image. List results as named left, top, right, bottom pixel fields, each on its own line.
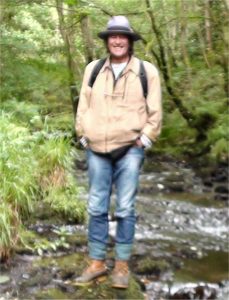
left=135, top=134, right=153, bottom=149
left=135, top=138, right=144, bottom=148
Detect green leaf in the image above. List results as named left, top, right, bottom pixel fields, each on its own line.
left=37, top=248, right=43, bottom=256
left=51, top=243, right=57, bottom=251
left=64, top=0, right=78, bottom=6
left=0, top=275, right=10, bottom=284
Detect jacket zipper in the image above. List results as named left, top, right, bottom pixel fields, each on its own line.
left=105, top=68, right=125, bottom=152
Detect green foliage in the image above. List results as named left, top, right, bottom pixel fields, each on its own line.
left=0, top=111, right=85, bottom=261
left=44, top=185, right=86, bottom=223
left=1, top=100, right=42, bottom=126
left=0, top=202, right=20, bottom=261
left=64, top=0, right=79, bottom=6
left=19, top=228, right=70, bottom=256
left=38, top=137, right=72, bottom=172
left=210, top=138, right=228, bottom=161
left=0, top=112, right=40, bottom=218
left=53, top=226, right=72, bottom=237
left=207, top=112, right=228, bottom=158
left=1, top=2, right=69, bottom=105
left=155, top=109, right=196, bottom=156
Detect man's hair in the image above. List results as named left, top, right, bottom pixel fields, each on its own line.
left=104, top=37, right=134, bottom=56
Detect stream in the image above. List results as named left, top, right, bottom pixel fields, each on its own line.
left=0, top=152, right=228, bottom=299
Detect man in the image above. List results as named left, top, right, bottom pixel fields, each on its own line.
left=75, top=15, right=162, bottom=288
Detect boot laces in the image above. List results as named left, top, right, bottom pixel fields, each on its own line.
left=114, top=262, right=129, bottom=275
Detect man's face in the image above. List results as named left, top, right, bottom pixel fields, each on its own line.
left=107, top=34, right=130, bottom=62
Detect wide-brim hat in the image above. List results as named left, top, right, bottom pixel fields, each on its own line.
left=98, top=16, right=141, bottom=41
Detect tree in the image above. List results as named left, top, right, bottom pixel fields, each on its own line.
left=55, top=0, right=79, bottom=118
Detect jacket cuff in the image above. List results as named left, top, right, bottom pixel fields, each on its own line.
left=140, top=134, right=153, bottom=149
left=142, top=125, right=159, bottom=142
left=79, top=136, right=88, bottom=148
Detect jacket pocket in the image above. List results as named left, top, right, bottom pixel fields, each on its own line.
left=115, top=106, right=142, bottom=133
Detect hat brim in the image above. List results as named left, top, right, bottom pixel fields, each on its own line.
left=98, top=30, right=141, bottom=41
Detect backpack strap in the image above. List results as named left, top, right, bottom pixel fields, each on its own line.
left=88, top=58, right=106, bottom=88
left=139, top=60, right=148, bottom=99
left=88, top=58, right=148, bottom=99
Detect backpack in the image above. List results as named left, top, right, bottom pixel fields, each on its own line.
left=88, top=58, right=148, bottom=99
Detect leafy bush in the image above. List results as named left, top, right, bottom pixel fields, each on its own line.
left=0, top=202, right=20, bottom=262
left=44, top=186, right=86, bottom=223
left=18, top=228, right=70, bottom=256
left=0, top=111, right=85, bottom=262
left=0, top=112, right=40, bottom=218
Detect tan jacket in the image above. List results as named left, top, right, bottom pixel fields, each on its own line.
left=76, top=56, right=162, bottom=153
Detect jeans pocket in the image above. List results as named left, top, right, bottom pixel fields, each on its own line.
left=127, top=146, right=145, bottom=160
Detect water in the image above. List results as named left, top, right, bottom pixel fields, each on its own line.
left=175, top=251, right=228, bottom=283
left=74, top=155, right=229, bottom=299
left=0, top=154, right=228, bottom=299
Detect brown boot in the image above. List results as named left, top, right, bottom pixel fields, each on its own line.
left=73, top=259, right=108, bottom=286
left=111, top=260, right=130, bottom=289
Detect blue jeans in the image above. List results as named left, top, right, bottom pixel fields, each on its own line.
left=86, top=146, right=144, bottom=261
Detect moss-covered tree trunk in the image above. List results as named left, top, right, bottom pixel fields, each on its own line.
left=80, top=15, right=94, bottom=64
left=144, top=0, right=216, bottom=149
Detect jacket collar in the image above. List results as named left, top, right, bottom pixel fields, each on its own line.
left=100, top=55, right=139, bottom=75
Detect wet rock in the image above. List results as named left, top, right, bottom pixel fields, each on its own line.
left=26, top=253, right=144, bottom=299
left=165, top=173, right=185, bottom=183
left=59, top=269, right=75, bottom=281
left=0, top=275, right=10, bottom=284
left=32, top=203, right=57, bottom=221
left=65, top=233, right=87, bottom=247
left=34, top=276, right=144, bottom=300
left=20, top=268, right=52, bottom=288
left=160, top=270, right=174, bottom=283
left=214, top=184, right=229, bottom=201
left=139, top=186, right=156, bottom=194
left=29, top=223, right=54, bottom=234
left=203, top=180, right=213, bottom=187
left=56, top=281, right=76, bottom=293
left=22, top=273, right=30, bottom=279
left=192, top=160, right=228, bottom=203
left=146, top=280, right=169, bottom=300
left=131, top=256, right=169, bottom=277
left=214, top=194, right=228, bottom=201
left=74, top=156, right=87, bottom=171
left=157, top=183, right=165, bottom=190
left=211, top=168, right=228, bottom=183
left=16, top=255, right=41, bottom=262
left=166, top=182, right=185, bottom=192
left=177, top=247, right=203, bottom=260
left=74, top=159, right=87, bottom=171
left=214, top=185, right=229, bottom=201
left=169, top=283, right=217, bottom=299
left=2, top=154, right=229, bottom=299
left=215, top=186, right=228, bottom=194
